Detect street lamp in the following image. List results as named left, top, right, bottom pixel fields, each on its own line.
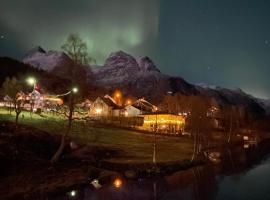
left=126, top=99, right=132, bottom=105
left=72, top=87, right=78, bottom=94
left=26, top=77, right=36, bottom=92
left=26, top=77, right=37, bottom=116
left=56, top=87, right=79, bottom=97
left=27, top=77, right=36, bottom=86
left=115, top=92, right=121, bottom=98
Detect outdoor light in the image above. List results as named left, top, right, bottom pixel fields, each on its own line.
left=124, top=111, right=128, bottom=116
left=113, top=178, right=122, bottom=188
left=27, top=77, right=36, bottom=85
left=243, top=136, right=249, bottom=141
left=126, top=100, right=131, bottom=105
left=72, top=87, right=78, bottom=93
left=96, top=108, right=102, bottom=114
left=69, top=190, right=77, bottom=197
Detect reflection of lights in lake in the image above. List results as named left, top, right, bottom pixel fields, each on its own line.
left=91, top=179, right=102, bottom=189
left=69, top=190, right=77, bottom=197
left=243, top=136, right=249, bottom=141
left=113, top=178, right=122, bottom=188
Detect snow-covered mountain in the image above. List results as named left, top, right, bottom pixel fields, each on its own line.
left=22, top=46, right=73, bottom=72
left=92, top=51, right=197, bottom=102
left=196, top=86, right=265, bottom=116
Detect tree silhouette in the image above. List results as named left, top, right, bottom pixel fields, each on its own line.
left=2, top=77, right=25, bottom=125
left=61, top=33, right=95, bottom=65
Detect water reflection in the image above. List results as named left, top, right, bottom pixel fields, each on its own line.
left=50, top=140, right=270, bottom=200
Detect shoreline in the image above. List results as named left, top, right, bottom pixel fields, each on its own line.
left=1, top=120, right=269, bottom=199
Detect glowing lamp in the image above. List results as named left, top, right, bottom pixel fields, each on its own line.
left=124, top=111, right=128, bottom=116
left=72, top=87, right=78, bottom=93
left=243, top=136, right=249, bottom=141
left=96, top=108, right=102, bottom=114
left=113, top=178, right=122, bottom=188
left=69, top=190, right=77, bottom=197
left=27, top=77, right=36, bottom=85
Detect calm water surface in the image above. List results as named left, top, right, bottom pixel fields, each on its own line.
left=51, top=142, right=270, bottom=200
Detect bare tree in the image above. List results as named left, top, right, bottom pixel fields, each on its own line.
left=160, top=94, right=212, bottom=161
left=188, top=96, right=212, bottom=161
left=2, top=77, right=25, bottom=125
left=159, top=93, right=191, bottom=114
left=61, top=33, right=95, bottom=65
left=51, top=89, right=77, bottom=164
left=221, top=105, right=241, bottom=143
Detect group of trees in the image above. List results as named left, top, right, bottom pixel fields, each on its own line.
left=1, top=77, right=25, bottom=124
left=159, top=94, right=213, bottom=160
left=0, top=33, right=95, bottom=163
left=159, top=93, right=251, bottom=161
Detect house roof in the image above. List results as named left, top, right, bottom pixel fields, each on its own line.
left=100, top=96, right=123, bottom=110
left=132, top=98, right=156, bottom=112
left=3, top=95, right=12, bottom=101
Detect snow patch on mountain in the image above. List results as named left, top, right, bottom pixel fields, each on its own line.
left=136, top=56, right=160, bottom=72
left=196, top=82, right=217, bottom=90
left=22, top=46, right=73, bottom=72
left=255, top=98, right=270, bottom=114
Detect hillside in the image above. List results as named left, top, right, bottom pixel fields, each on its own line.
left=0, top=57, right=71, bottom=94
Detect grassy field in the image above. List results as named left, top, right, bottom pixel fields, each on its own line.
left=0, top=108, right=194, bottom=163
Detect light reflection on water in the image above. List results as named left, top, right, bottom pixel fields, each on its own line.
left=51, top=141, right=270, bottom=200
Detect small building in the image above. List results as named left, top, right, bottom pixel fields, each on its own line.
left=89, top=95, right=123, bottom=117
left=124, top=105, right=141, bottom=116
left=141, top=112, right=185, bottom=134
left=124, top=98, right=158, bottom=117
left=133, top=98, right=157, bottom=113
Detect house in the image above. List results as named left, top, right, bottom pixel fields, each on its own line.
left=124, top=105, right=141, bottom=116
left=28, top=90, right=44, bottom=110
left=124, top=98, right=158, bottom=117
left=89, top=95, right=123, bottom=117
left=133, top=98, right=157, bottom=113
left=141, top=112, right=185, bottom=134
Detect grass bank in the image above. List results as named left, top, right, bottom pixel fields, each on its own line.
left=0, top=109, right=194, bottom=163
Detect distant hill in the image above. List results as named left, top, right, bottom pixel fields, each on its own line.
left=0, top=57, right=42, bottom=85
left=0, top=57, right=71, bottom=94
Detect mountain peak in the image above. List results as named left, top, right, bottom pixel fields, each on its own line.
left=22, top=47, right=73, bottom=72
left=24, top=46, right=46, bottom=58
left=136, top=56, right=160, bottom=72
left=104, top=51, right=139, bottom=69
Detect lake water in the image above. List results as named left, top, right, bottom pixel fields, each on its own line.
left=51, top=141, right=270, bottom=200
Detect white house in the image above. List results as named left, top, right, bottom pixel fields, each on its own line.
left=124, top=105, right=141, bottom=116
left=89, top=95, right=123, bottom=117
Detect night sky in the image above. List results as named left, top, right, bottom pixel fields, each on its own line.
left=1, top=0, right=270, bottom=99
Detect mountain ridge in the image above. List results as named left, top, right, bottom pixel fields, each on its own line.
left=20, top=47, right=268, bottom=116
